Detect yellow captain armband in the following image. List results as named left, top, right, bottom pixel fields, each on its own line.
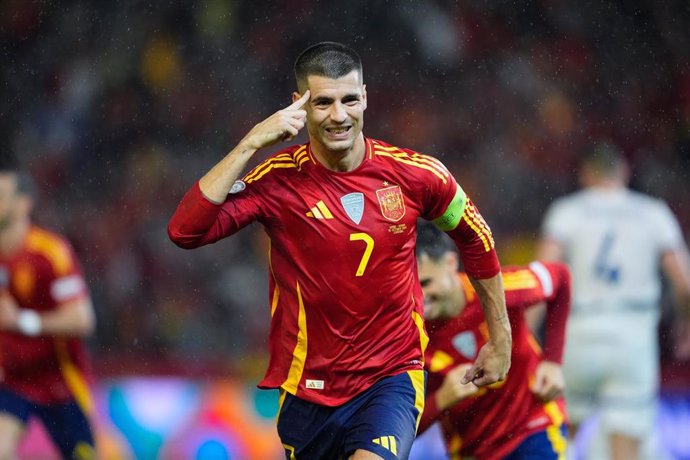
left=432, top=185, right=467, bottom=231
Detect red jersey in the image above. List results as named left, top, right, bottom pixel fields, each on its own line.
left=421, top=262, right=571, bottom=460
left=169, top=138, right=498, bottom=406
left=0, top=226, right=91, bottom=406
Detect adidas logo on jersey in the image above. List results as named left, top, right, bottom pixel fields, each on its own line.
left=305, top=379, right=324, bottom=389
left=372, top=435, right=398, bottom=455
left=305, top=201, right=334, bottom=219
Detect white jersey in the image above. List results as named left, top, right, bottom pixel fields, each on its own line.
left=542, top=187, right=684, bottom=313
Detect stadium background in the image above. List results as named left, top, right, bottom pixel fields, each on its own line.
left=2, top=0, right=690, bottom=458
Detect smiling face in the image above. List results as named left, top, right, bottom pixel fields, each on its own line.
left=298, top=71, right=367, bottom=158
left=417, top=251, right=466, bottom=320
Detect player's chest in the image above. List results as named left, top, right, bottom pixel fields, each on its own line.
left=266, top=173, right=420, bottom=251
left=0, top=257, right=48, bottom=306
left=427, top=314, right=489, bottom=372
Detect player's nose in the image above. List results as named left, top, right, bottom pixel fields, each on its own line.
left=329, top=102, right=347, bottom=123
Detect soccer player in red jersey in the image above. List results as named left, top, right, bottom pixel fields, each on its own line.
left=0, top=163, right=97, bottom=459
left=416, top=223, right=570, bottom=460
left=168, top=42, right=511, bottom=460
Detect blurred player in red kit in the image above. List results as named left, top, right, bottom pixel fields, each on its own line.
left=169, top=42, right=511, bottom=459
left=0, top=161, right=97, bottom=460
left=416, top=223, right=570, bottom=460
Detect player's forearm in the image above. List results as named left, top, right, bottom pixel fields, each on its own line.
left=542, top=264, right=571, bottom=362
left=168, top=182, right=225, bottom=248
left=199, top=143, right=257, bottom=203
left=18, top=299, right=95, bottom=337
left=469, top=274, right=511, bottom=350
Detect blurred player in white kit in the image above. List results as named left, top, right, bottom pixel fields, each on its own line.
left=536, top=142, right=690, bottom=460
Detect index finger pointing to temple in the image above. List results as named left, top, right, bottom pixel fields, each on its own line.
left=286, top=90, right=311, bottom=110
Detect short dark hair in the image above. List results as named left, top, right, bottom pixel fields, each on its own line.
left=416, top=220, right=456, bottom=261
left=294, top=42, right=363, bottom=92
left=581, top=142, right=627, bottom=178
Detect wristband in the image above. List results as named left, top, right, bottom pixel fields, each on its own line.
left=17, top=309, right=42, bottom=336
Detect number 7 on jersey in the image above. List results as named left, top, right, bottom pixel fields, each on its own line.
left=350, top=233, right=374, bottom=276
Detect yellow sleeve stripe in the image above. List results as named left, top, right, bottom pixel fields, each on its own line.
left=246, top=162, right=297, bottom=183
left=243, top=150, right=301, bottom=183
left=244, top=157, right=295, bottom=182
left=374, top=150, right=448, bottom=184
left=503, top=278, right=539, bottom=291
left=371, top=141, right=450, bottom=176
left=282, top=281, right=308, bottom=394
left=463, top=202, right=495, bottom=251
left=26, top=229, right=73, bottom=276
left=293, top=146, right=309, bottom=164
left=502, top=270, right=539, bottom=289
left=373, top=146, right=450, bottom=178
left=297, top=154, right=310, bottom=169
left=243, top=153, right=292, bottom=179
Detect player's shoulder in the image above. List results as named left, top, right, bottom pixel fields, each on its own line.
left=25, top=226, right=75, bottom=276
left=546, top=190, right=590, bottom=215
left=625, top=189, right=669, bottom=211
left=368, top=138, right=451, bottom=183
left=241, top=143, right=308, bottom=185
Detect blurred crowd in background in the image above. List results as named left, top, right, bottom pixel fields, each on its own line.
left=2, top=0, right=689, bottom=382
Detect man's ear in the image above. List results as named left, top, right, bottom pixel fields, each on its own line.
left=362, top=84, right=367, bottom=110
left=292, top=92, right=301, bottom=104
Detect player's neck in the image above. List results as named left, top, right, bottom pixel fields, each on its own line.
left=310, top=135, right=366, bottom=172
left=0, top=219, right=29, bottom=257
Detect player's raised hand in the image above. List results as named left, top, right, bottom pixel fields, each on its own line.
left=461, top=340, right=510, bottom=387
left=531, top=360, right=564, bottom=401
left=436, top=364, right=480, bottom=410
left=240, top=91, right=310, bottom=151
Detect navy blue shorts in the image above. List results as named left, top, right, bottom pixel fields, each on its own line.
left=0, top=387, right=95, bottom=459
left=277, top=370, right=425, bottom=459
left=504, top=425, right=568, bottom=460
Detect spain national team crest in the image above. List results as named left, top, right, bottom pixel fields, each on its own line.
left=376, top=185, right=406, bottom=222
left=340, top=192, right=365, bottom=224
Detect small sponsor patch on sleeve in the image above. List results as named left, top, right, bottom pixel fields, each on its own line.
left=51, top=275, right=86, bottom=302
left=229, top=180, right=246, bottom=194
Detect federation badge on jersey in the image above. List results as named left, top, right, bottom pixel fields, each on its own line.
left=376, top=185, right=406, bottom=222
left=452, top=331, right=477, bottom=359
left=341, top=192, right=364, bottom=224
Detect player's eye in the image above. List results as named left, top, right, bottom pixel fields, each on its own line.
left=342, top=96, right=360, bottom=105
left=313, top=98, right=331, bottom=107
